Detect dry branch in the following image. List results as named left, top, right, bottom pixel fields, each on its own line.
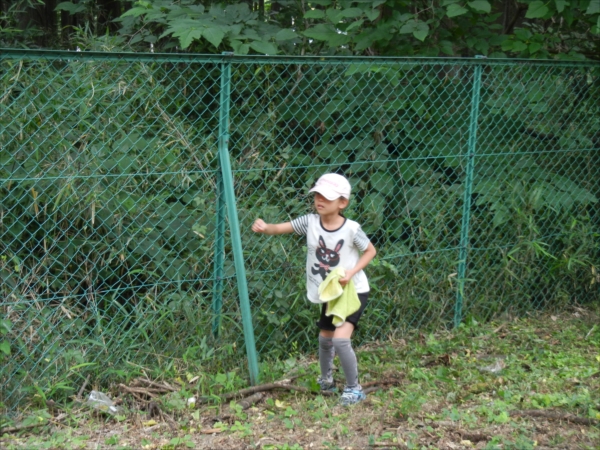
left=119, top=384, right=173, bottom=397
left=368, top=443, right=408, bottom=449
left=130, top=377, right=178, bottom=392
left=459, top=432, right=489, bottom=442
left=118, top=377, right=179, bottom=401
left=235, top=392, right=265, bottom=410
left=76, top=375, right=91, bottom=400
left=202, top=375, right=404, bottom=404
left=1, top=413, right=67, bottom=434
left=216, top=383, right=329, bottom=403
left=510, top=409, right=599, bottom=426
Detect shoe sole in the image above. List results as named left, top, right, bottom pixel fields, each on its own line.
left=339, top=395, right=366, bottom=406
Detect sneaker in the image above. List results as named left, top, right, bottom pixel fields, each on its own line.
left=339, top=385, right=366, bottom=406
left=317, top=377, right=337, bottom=393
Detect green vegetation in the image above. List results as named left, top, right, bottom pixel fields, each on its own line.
left=1, top=308, right=598, bottom=449
left=1, top=1, right=599, bottom=59
left=1, top=46, right=599, bottom=412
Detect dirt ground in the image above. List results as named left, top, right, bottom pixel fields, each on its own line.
left=2, top=308, right=599, bottom=449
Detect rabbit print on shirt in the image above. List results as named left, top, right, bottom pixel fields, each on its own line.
left=311, top=235, right=344, bottom=280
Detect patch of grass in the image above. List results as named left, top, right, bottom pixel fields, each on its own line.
left=1, top=306, right=599, bottom=449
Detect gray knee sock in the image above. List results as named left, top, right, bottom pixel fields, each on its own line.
left=318, top=335, right=335, bottom=381
left=332, top=338, right=359, bottom=389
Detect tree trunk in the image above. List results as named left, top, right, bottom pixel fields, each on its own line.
left=258, top=0, right=264, bottom=19
left=270, top=1, right=281, bottom=13
left=97, top=0, right=122, bottom=32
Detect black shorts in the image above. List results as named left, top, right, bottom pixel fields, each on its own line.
left=316, top=292, right=369, bottom=331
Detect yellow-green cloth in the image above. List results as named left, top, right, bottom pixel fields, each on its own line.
left=318, top=267, right=361, bottom=327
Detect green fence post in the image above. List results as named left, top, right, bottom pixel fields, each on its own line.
left=212, top=168, right=225, bottom=337
left=218, top=53, right=260, bottom=385
left=454, top=57, right=484, bottom=328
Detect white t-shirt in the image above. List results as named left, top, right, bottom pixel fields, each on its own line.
left=291, top=214, right=371, bottom=304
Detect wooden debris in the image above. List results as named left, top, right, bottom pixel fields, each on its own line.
left=1, top=413, right=67, bottom=434
left=235, top=392, right=265, bottom=410
left=510, top=409, right=599, bottom=426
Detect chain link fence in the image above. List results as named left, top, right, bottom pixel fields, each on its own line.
left=1, top=50, right=599, bottom=412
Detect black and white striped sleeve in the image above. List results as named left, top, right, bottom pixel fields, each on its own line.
left=353, top=226, right=370, bottom=251
left=290, top=215, right=309, bottom=236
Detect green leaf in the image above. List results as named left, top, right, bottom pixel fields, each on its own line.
left=399, top=162, right=420, bottom=182
left=447, top=4, right=469, bottom=17
left=229, top=40, right=250, bottom=54
left=474, top=39, right=489, bottom=54
left=0, top=319, right=12, bottom=334
left=530, top=102, right=548, bottom=113
left=202, top=27, right=225, bottom=48
left=304, top=10, right=325, bottom=19
left=342, top=8, right=363, bottom=18
left=413, top=22, right=429, bottom=41
left=274, top=28, right=298, bottom=41
left=525, top=1, right=549, bottom=18
left=512, top=40, right=528, bottom=52
left=55, top=1, right=87, bottom=14
left=303, top=24, right=338, bottom=41
left=468, top=0, right=491, bottom=13
left=326, top=8, right=344, bottom=23
left=501, top=39, right=514, bottom=51
left=555, top=0, right=568, bottom=13
left=440, top=40, right=454, bottom=55
left=366, top=9, right=380, bottom=21
left=353, top=30, right=377, bottom=50
left=514, top=28, right=532, bottom=40
left=314, top=144, right=336, bottom=159
left=529, top=42, right=542, bottom=54
left=371, top=171, right=394, bottom=195
left=364, top=192, right=386, bottom=212
left=399, top=20, right=417, bottom=34
left=119, top=6, right=149, bottom=18
left=327, top=33, right=351, bottom=47
left=586, top=0, right=600, bottom=14
left=346, top=19, right=364, bottom=32
left=176, top=28, right=203, bottom=50
left=0, top=340, right=10, bottom=355
left=249, top=41, right=278, bottom=55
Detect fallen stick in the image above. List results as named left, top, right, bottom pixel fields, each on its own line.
left=235, top=392, right=265, bottom=410
left=362, top=376, right=403, bottom=389
left=1, top=413, right=67, bottom=434
left=119, top=384, right=168, bottom=397
left=510, top=409, right=598, bottom=426
left=77, top=375, right=91, bottom=400
left=459, top=432, right=489, bottom=442
left=364, top=376, right=403, bottom=395
left=199, top=428, right=224, bottom=434
left=367, top=443, right=408, bottom=449
left=217, top=392, right=266, bottom=422
left=199, top=383, right=333, bottom=404
left=131, top=378, right=178, bottom=392
left=200, top=375, right=403, bottom=404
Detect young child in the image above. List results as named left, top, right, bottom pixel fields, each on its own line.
left=251, top=173, right=377, bottom=405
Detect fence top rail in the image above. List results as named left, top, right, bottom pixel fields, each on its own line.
left=1, top=48, right=599, bottom=68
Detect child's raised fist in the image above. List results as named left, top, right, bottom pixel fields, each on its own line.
left=252, top=218, right=268, bottom=233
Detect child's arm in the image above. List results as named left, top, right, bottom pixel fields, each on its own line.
left=339, top=242, right=377, bottom=286
left=252, top=218, right=294, bottom=235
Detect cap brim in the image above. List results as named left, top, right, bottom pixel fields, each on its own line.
left=309, top=186, right=346, bottom=200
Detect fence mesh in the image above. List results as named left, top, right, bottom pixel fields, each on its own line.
left=1, top=51, right=599, bottom=412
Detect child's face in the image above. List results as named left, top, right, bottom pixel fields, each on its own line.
left=313, top=193, right=348, bottom=216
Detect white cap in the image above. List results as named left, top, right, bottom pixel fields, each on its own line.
left=309, top=173, right=351, bottom=200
